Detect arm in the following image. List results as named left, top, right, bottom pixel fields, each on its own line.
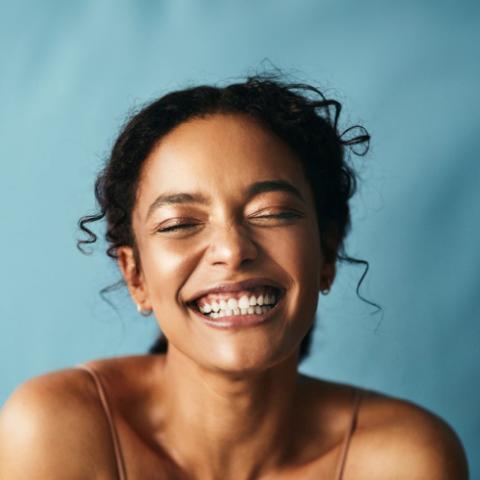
left=350, top=394, right=469, bottom=480
left=0, top=371, right=116, bottom=479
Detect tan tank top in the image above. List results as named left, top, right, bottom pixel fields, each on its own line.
left=76, top=364, right=361, bottom=480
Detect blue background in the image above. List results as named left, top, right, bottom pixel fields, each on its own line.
left=1, top=1, right=479, bottom=475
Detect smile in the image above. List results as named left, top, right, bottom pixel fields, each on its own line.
left=187, top=286, right=284, bottom=329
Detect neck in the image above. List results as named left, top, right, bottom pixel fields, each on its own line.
left=158, top=347, right=302, bottom=480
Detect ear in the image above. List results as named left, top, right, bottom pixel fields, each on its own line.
left=318, top=231, right=339, bottom=291
left=117, top=246, right=152, bottom=310
left=320, top=261, right=336, bottom=292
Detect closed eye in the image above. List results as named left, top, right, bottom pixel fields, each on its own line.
left=256, top=212, right=301, bottom=219
left=155, top=211, right=303, bottom=234
left=158, top=223, right=195, bottom=232
left=249, top=210, right=304, bottom=222
left=156, top=223, right=200, bottom=233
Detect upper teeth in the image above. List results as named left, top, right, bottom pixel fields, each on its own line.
left=199, top=293, right=277, bottom=314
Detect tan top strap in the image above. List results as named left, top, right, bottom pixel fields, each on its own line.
left=76, top=364, right=127, bottom=480
left=334, top=387, right=362, bottom=480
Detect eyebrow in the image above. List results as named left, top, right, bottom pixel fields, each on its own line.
left=146, top=179, right=305, bottom=220
left=246, top=179, right=305, bottom=203
left=146, top=192, right=209, bottom=220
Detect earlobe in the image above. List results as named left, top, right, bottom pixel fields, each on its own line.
left=320, top=262, right=336, bottom=294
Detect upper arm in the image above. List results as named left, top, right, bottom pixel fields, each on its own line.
left=350, top=395, right=469, bottom=480
left=389, top=410, right=468, bottom=479
left=0, top=371, right=115, bottom=479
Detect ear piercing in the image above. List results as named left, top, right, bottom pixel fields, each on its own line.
left=320, top=275, right=332, bottom=295
left=136, top=304, right=153, bottom=316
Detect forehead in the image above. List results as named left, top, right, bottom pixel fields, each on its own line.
left=136, top=113, right=312, bottom=208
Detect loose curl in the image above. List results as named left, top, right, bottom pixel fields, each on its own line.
left=78, top=73, right=376, bottom=363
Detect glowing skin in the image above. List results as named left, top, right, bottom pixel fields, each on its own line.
left=116, top=113, right=334, bottom=478
left=0, top=113, right=468, bottom=480
left=120, top=113, right=331, bottom=374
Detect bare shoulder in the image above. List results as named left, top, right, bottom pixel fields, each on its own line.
left=0, top=367, right=118, bottom=479
left=347, top=388, right=469, bottom=479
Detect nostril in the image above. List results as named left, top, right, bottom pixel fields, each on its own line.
left=206, top=229, right=258, bottom=265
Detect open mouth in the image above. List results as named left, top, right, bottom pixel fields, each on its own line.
left=187, top=286, right=284, bottom=322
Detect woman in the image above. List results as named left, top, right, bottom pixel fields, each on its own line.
left=0, top=75, right=468, bottom=479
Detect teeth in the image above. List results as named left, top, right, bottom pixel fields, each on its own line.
left=200, top=304, right=275, bottom=318
left=196, top=290, right=280, bottom=317
left=238, top=295, right=250, bottom=309
left=207, top=305, right=272, bottom=318
left=264, top=294, right=277, bottom=305
left=227, top=298, right=238, bottom=309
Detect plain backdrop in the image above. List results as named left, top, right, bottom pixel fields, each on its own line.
left=1, top=0, right=479, bottom=475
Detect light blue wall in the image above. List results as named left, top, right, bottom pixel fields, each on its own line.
left=1, top=0, right=479, bottom=475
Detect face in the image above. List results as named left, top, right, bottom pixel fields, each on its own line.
left=118, top=114, right=334, bottom=373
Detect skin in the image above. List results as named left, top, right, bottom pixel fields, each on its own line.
left=0, top=114, right=469, bottom=479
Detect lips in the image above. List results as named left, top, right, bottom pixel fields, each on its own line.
left=187, top=278, right=285, bottom=329
left=189, top=290, right=285, bottom=329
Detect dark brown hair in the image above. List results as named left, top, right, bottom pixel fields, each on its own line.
left=78, top=73, right=373, bottom=363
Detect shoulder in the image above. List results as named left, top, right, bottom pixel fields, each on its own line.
left=347, top=388, right=469, bottom=479
left=0, top=365, right=120, bottom=479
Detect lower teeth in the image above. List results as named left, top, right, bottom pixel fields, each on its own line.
left=204, top=305, right=274, bottom=319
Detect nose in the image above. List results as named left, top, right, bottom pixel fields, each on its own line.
left=206, top=221, right=258, bottom=270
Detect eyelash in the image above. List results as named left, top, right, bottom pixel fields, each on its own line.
left=157, top=223, right=199, bottom=233
left=258, top=212, right=301, bottom=221
left=156, top=212, right=301, bottom=233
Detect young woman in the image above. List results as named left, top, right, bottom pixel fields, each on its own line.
left=0, top=75, right=468, bottom=479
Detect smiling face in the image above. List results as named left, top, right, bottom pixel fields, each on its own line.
left=117, top=113, right=334, bottom=373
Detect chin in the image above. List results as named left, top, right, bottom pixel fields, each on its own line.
left=198, top=341, right=298, bottom=377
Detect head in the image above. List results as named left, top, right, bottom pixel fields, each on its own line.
left=78, top=74, right=369, bottom=371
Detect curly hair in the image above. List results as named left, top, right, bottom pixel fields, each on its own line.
left=77, top=73, right=372, bottom=363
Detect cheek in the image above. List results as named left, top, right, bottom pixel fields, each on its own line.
left=140, top=241, right=196, bottom=309
left=277, top=226, right=323, bottom=326
left=279, top=225, right=322, bottom=288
